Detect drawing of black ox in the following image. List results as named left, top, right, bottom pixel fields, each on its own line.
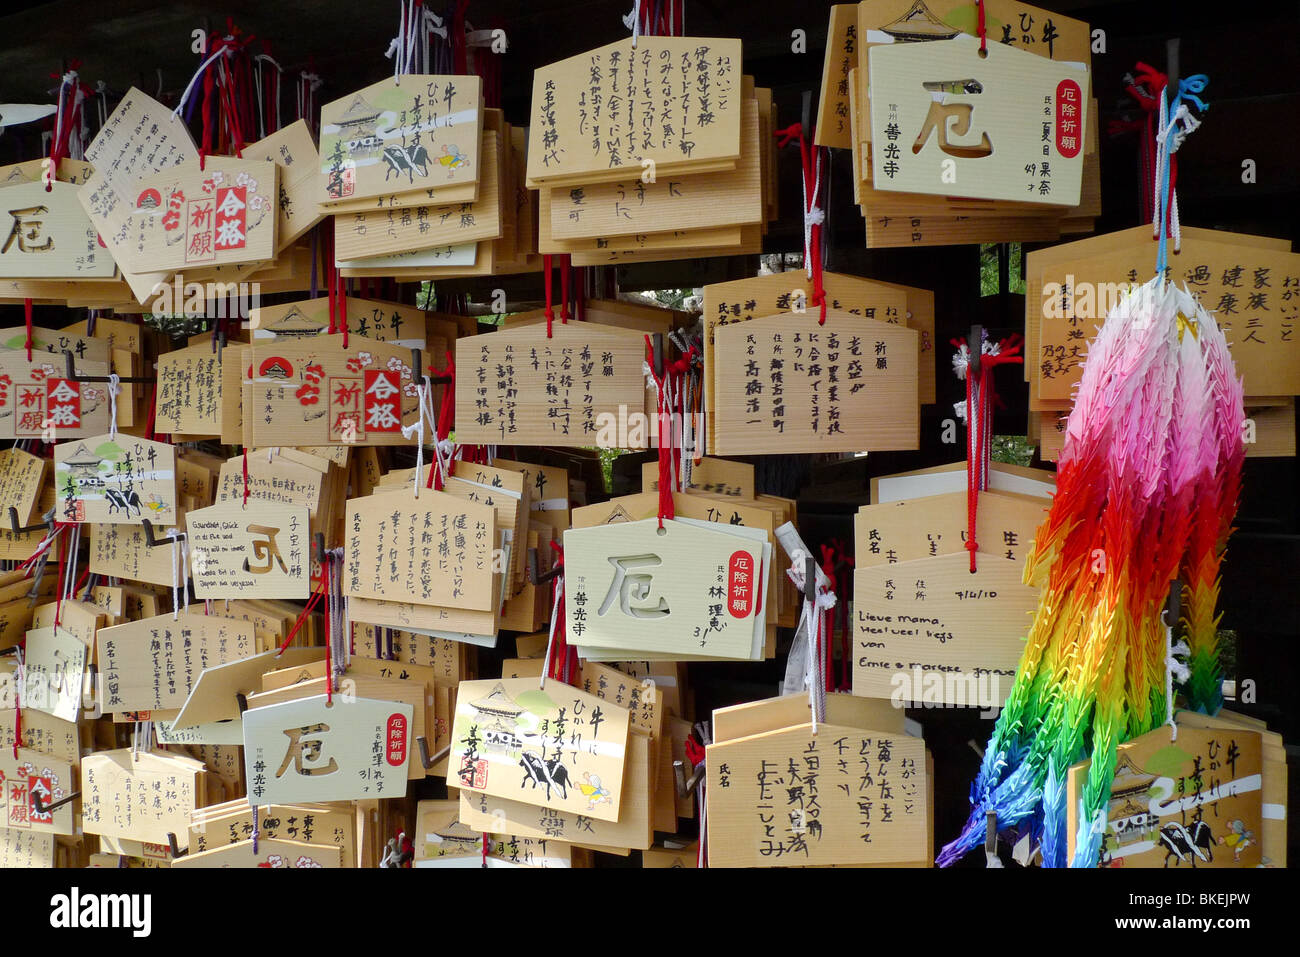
left=519, top=750, right=571, bottom=801
left=104, top=487, right=143, bottom=519
left=1159, top=820, right=1214, bottom=867
left=382, top=144, right=430, bottom=183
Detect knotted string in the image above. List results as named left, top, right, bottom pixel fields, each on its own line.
left=952, top=333, right=1024, bottom=572
left=1154, top=75, right=1209, bottom=277
left=773, top=123, right=826, bottom=322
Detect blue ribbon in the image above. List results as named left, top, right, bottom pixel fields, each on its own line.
left=1155, top=75, right=1211, bottom=278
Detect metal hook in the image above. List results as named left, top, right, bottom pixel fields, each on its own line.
left=650, top=332, right=665, bottom=379
left=417, top=736, right=451, bottom=770
left=7, top=507, right=52, bottom=536
left=141, top=518, right=185, bottom=548
left=31, top=790, right=80, bottom=815
left=63, top=350, right=155, bottom=384
left=969, top=324, right=983, bottom=377
left=526, top=547, right=562, bottom=586
left=802, top=554, right=818, bottom=597
left=314, top=532, right=327, bottom=565
left=672, top=758, right=705, bottom=797
left=167, top=832, right=188, bottom=859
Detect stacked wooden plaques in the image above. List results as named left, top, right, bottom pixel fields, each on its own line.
left=702, top=270, right=932, bottom=454
left=527, top=36, right=777, bottom=265
left=320, top=77, right=538, bottom=278
left=1025, top=226, right=1300, bottom=461
left=852, top=460, right=1056, bottom=708
left=816, top=0, right=1100, bottom=247
left=704, top=693, right=933, bottom=867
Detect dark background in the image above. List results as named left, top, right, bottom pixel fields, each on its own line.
left=0, top=0, right=1295, bottom=865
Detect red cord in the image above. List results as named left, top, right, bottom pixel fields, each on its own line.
left=338, top=272, right=349, bottom=348
left=976, top=0, right=987, bottom=54
left=323, top=559, right=333, bottom=703
left=644, top=336, right=676, bottom=528
left=275, top=572, right=328, bottom=655
left=427, top=353, right=456, bottom=490
left=773, top=124, right=827, bottom=323
left=23, top=299, right=33, bottom=362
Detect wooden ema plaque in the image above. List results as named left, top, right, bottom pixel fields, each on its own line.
left=333, top=130, right=502, bottom=261
left=245, top=338, right=420, bottom=447
left=705, top=722, right=928, bottom=867
left=546, top=99, right=764, bottom=242
left=454, top=320, right=650, bottom=448
left=527, top=36, right=744, bottom=188
left=867, top=33, right=1088, bottom=206
left=0, top=181, right=118, bottom=280
left=1067, top=722, right=1264, bottom=869
left=701, top=270, right=935, bottom=432
left=186, top=501, right=312, bottom=600
left=239, top=120, right=327, bottom=251
left=249, top=296, right=429, bottom=350
left=852, top=0, right=1093, bottom=153
left=1028, top=226, right=1300, bottom=401
left=54, top=435, right=176, bottom=525
left=854, top=489, right=1046, bottom=568
left=563, top=517, right=764, bottom=660
left=712, top=309, right=919, bottom=454
left=449, top=678, right=631, bottom=823
left=345, top=487, right=498, bottom=613
left=853, top=552, right=1038, bottom=707
left=243, top=694, right=414, bottom=804
left=0, top=353, right=111, bottom=440
left=319, top=75, right=483, bottom=203
left=92, top=157, right=278, bottom=274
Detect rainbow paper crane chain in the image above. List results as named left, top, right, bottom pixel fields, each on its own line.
left=937, top=276, right=1245, bottom=869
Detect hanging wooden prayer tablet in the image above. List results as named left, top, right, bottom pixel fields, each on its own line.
left=53, top=434, right=176, bottom=525
left=240, top=120, right=328, bottom=251
left=711, top=309, right=919, bottom=454
left=563, top=517, right=764, bottom=659
left=243, top=694, right=414, bottom=804
left=345, top=487, right=498, bottom=612
left=868, top=33, right=1088, bottom=205
left=20, top=627, right=86, bottom=723
left=0, top=446, right=47, bottom=526
left=852, top=552, right=1038, bottom=707
left=155, top=342, right=224, bottom=438
left=319, top=75, right=483, bottom=203
left=705, top=722, right=929, bottom=867
left=0, top=181, right=118, bottom=280
left=0, top=351, right=111, bottom=440
left=100, top=157, right=279, bottom=274
left=249, top=296, right=429, bottom=350
left=0, top=748, right=77, bottom=836
left=453, top=320, right=650, bottom=448
left=245, top=338, right=420, bottom=447
left=854, top=490, right=1045, bottom=568
left=186, top=501, right=312, bottom=600
left=526, top=36, right=744, bottom=188
left=1066, top=722, right=1264, bottom=869
left=1029, top=226, right=1300, bottom=401
left=449, top=678, right=630, bottom=823
left=95, top=611, right=258, bottom=714
left=172, top=837, right=344, bottom=869
left=79, top=750, right=204, bottom=847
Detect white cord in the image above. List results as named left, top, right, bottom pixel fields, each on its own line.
left=173, top=45, right=231, bottom=118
